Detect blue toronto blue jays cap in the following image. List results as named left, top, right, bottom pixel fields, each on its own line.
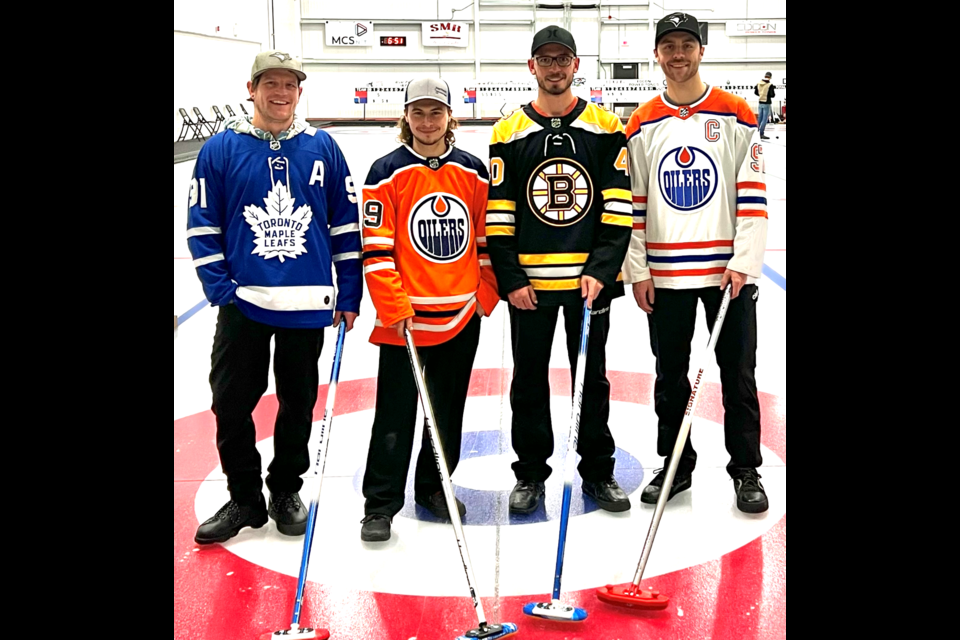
left=404, top=78, right=451, bottom=107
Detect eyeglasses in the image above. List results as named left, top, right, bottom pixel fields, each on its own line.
left=535, top=55, right=574, bottom=68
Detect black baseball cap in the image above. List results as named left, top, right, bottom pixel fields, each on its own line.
left=655, top=12, right=702, bottom=46
left=531, top=25, right=577, bottom=57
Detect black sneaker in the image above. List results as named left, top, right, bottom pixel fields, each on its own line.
left=732, top=469, right=768, bottom=513
left=269, top=492, right=309, bottom=536
left=508, top=480, right=545, bottom=514
left=415, top=491, right=466, bottom=520
left=360, top=514, right=392, bottom=542
left=760, top=135, right=771, bottom=140
left=582, top=477, right=631, bottom=512
left=639, top=468, right=692, bottom=504
left=195, top=495, right=268, bottom=544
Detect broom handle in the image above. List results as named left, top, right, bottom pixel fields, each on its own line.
left=404, top=328, right=488, bottom=627
left=291, top=322, right=346, bottom=626
left=632, top=286, right=731, bottom=588
left=552, top=300, right=591, bottom=601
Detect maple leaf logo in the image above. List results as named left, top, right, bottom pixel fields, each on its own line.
left=242, top=181, right=313, bottom=263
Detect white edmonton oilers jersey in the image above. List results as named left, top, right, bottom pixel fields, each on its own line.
left=623, top=86, right=768, bottom=289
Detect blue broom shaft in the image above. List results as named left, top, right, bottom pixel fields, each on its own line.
left=291, top=322, right=346, bottom=625
left=552, top=301, right=590, bottom=601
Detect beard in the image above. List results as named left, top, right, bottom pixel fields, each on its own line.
left=411, top=129, right=446, bottom=148
left=537, top=74, right=573, bottom=95
left=662, top=59, right=700, bottom=84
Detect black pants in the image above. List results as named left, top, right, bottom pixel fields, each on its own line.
left=509, top=303, right=616, bottom=483
left=648, top=285, right=762, bottom=476
left=209, top=304, right=324, bottom=505
left=362, top=315, right=481, bottom=517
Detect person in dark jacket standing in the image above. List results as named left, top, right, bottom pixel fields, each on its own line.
left=754, top=72, right=776, bottom=140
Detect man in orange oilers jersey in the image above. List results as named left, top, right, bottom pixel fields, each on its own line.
left=624, top=13, right=769, bottom=513
left=358, top=78, right=499, bottom=542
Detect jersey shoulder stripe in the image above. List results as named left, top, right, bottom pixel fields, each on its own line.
left=491, top=108, right=542, bottom=145
left=448, top=147, right=490, bottom=180
left=363, top=146, right=422, bottom=188
left=703, top=88, right=758, bottom=126
left=625, top=98, right=672, bottom=138
left=574, top=103, right=625, bottom=135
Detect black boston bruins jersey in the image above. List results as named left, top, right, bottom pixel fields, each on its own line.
left=487, top=99, right=632, bottom=306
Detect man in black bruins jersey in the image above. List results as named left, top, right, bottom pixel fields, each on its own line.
left=487, top=25, right=633, bottom=514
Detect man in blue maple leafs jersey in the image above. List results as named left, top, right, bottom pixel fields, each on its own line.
left=186, top=51, right=362, bottom=544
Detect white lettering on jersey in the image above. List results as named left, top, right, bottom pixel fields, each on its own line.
left=346, top=176, right=357, bottom=204
left=242, top=181, right=313, bottom=263
left=189, top=177, right=207, bottom=208
left=309, top=161, right=325, bottom=187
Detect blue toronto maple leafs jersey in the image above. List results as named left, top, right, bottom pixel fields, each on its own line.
left=187, top=123, right=363, bottom=329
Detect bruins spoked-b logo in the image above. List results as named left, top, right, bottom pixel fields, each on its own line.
left=527, top=158, right=593, bottom=227
left=408, top=193, right=471, bottom=263
left=657, top=146, right=718, bottom=212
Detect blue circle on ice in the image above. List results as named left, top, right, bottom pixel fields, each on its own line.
left=354, top=430, right=644, bottom=526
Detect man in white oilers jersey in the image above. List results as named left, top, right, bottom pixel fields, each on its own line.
left=188, top=51, right=363, bottom=544
left=624, top=14, right=769, bottom=513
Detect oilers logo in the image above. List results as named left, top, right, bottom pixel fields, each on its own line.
left=408, top=193, right=471, bottom=263
left=526, top=158, right=593, bottom=227
left=657, top=146, right=718, bottom=212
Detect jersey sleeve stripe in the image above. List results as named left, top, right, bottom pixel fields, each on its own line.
left=363, top=236, right=395, bottom=247
left=736, top=210, right=768, bottom=218
left=487, top=200, right=517, bottom=211
left=487, top=213, right=516, bottom=224
left=647, top=253, right=734, bottom=264
left=602, top=188, right=632, bottom=201
left=479, top=258, right=492, bottom=267
left=601, top=213, right=633, bottom=227
left=331, top=223, right=360, bottom=236
left=476, top=236, right=487, bottom=244
left=650, top=267, right=727, bottom=277
left=522, top=265, right=584, bottom=278
left=737, top=196, right=767, bottom=205
left=333, top=251, right=362, bottom=262
left=633, top=222, right=646, bottom=230
left=604, top=201, right=632, bottom=214
left=487, top=226, right=515, bottom=236
left=363, top=250, right=394, bottom=260
left=529, top=278, right=581, bottom=291
left=193, top=253, right=225, bottom=267
left=363, top=261, right=395, bottom=274
left=409, top=292, right=477, bottom=304
left=186, top=226, right=222, bottom=238
left=519, top=253, right=589, bottom=265
left=632, top=195, right=647, bottom=203
left=647, top=240, right=733, bottom=250
left=736, top=181, right=766, bottom=191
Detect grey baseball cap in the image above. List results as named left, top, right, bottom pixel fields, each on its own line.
left=404, top=78, right=451, bottom=107
left=251, top=50, right=306, bottom=82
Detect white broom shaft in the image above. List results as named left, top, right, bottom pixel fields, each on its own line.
left=631, top=286, right=732, bottom=587
left=404, top=329, right=488, bottom=626
left=563, top=306, right=591, bottom=487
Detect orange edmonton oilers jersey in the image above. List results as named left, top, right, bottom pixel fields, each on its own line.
left=361, top=144, right=499, bottom=347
